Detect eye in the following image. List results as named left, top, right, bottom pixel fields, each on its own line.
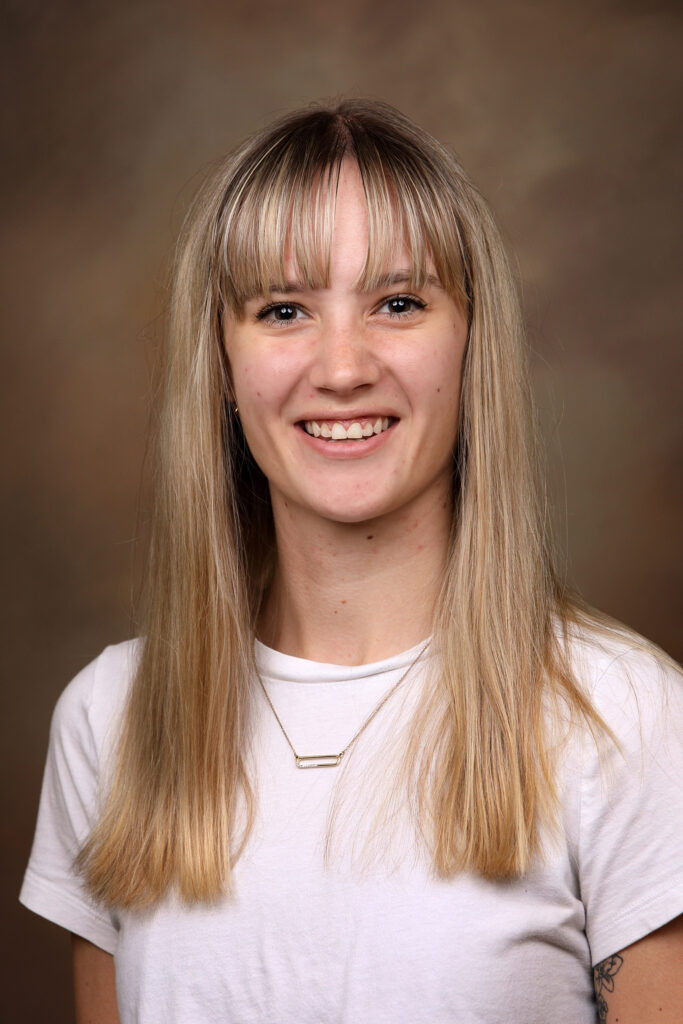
left=256, top=302, right=307, bottom=326
left=376, top=294, right=426, bottom=317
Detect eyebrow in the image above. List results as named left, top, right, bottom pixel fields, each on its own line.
left=251, top=269, right=444, bottom=298
left=371, top=269, right=443, bottom=290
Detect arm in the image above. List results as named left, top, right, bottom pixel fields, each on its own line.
left=72, top=934, right=120, bottom=1024
left=593, top=914, right=683, bottom=1023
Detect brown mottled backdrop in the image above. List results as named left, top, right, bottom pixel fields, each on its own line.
left=2, top=0, right=681, bottom=1017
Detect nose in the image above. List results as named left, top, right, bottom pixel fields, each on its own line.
left=308, top=317, right=380, bottom=394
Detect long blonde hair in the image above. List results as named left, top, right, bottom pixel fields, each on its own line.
left=80, top=98, right=618, bottom=906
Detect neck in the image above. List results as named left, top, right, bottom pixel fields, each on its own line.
left=258, top=483, right=451, bottom=665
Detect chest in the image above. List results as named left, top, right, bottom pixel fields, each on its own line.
left=114, top=675, right=596, bottom=1022
left=113, top=815, right=595, bottom=1023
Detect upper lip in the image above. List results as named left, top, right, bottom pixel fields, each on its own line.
left=296, top=412, right=398, bottom=422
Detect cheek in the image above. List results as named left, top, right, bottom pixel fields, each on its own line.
left=232, top=360, right=261, bottom=406
left=228, top=336, right=308, bottom=412
left=413, top=335, right=465, bottom=405
left=229, top=352, right=279, bottom=416
left=410, top=331, right=466, bottom=450
left=227, top=348, right=300, bottom=476
left=223, top=345, right=274, bottom=463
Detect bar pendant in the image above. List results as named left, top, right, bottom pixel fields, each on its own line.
left=295, top=754, right=342, bottom=769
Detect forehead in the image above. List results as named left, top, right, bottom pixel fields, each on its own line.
left=274, top=162, right=430, bottom=293
left=219, top=155, right=465, bottom=312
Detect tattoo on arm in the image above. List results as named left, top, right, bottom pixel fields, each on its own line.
left=593, top=953, right=624, bottom=1022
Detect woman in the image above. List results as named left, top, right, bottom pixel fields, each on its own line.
left=21, top=99, right=682, bottom=1023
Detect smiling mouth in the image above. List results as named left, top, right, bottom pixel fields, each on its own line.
left=301, top=417, right=394, bottom=441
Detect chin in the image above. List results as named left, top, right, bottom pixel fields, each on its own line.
left=311, top=495, right=396, bottom=526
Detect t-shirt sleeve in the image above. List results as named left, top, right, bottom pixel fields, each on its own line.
left=575, top=645, right=683, bottom=966
left=19, top=646, right=132, bottom=954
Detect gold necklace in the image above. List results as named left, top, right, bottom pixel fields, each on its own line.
left=256, top=641, right=430, bottom=769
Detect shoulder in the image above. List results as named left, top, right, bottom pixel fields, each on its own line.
left=560, top=619, right=682, bottom=744
left=51, top=639, right=142, bottom=762
left=556, top=621, right=683, bottom=963
left=20, top=643, right=140, bottom=950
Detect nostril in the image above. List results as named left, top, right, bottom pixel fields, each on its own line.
left=309, top=344, right=381, bottom=392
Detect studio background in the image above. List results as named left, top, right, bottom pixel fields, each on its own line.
left=2, top=1, right=681, bottom=1019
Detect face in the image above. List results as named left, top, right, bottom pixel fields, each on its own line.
left=224, top=160, right=468, bottom=530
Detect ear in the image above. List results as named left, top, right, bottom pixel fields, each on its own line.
left=223, top=388, right=238, bottom=415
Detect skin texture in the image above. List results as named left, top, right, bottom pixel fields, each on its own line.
left=225, top=159, right=468, bottom=665
left=592, top=914, right=683, bottom=1023
left=72, top=935, right=120, bottom=1024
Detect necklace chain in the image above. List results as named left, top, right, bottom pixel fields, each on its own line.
left=256, top=642, right=430, bottom=769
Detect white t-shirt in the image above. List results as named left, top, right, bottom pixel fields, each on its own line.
left=20, top=630, right=683, bottom=1023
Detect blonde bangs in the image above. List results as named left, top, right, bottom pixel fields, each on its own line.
left=219, top=146, right=339, bottom=309
left=356, top=140, right=471, bottom=311
left=218, top=119, right=471, bottom=315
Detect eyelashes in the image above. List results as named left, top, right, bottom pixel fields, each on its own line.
left=254, top=293, right=427, bottom=326
left=377, top=294, right=426, bottom=317
left=255, top=302, right=304, bottom=325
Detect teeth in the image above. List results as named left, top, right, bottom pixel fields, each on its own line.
left=304, top=417, right=392, bottom=441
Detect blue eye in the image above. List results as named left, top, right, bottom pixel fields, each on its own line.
left=378, top=294, right=425, bottom=317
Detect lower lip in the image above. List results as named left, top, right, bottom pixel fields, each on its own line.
left=296, top=421, right=397, bottom=459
